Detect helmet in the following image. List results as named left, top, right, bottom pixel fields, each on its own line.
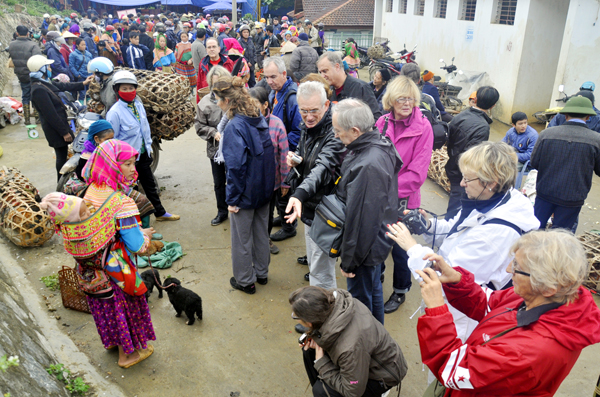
left=27, top=55, right=54, bottom=72
left=581, top=81, right=596, bottom=92
left=206, top=13, right=211, bottom=17
left=155, top=23, right=166, bottom=33
left=46, top=31, right=61, bottom=41
left=239, top=24, right=250, bottom=32
left=43, top=13, right=50, bottom=18
left=87, top=57, right=115, bottom=74
left=196, top=18, right=202, bottom=23
left=281, top=16, right=288, bottom=21
left=255, top=22, right=263, bottom=29
left=112, top=70, right=138, bottom=87
left=183, top=23, right=191, bottom=28
left=105, top=25, right=114, bottom=31
left=219, top=24, right=227, bottom=33
left=202, top=20, right=209, bottom=26
left=108, top=14, right=112, bottom=18
left=70, top=12, right=77, bottom=18
left=282, top=23, right=288, bottom=28
left=260, top=18, right=266, bottom=23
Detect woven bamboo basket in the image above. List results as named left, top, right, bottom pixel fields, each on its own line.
left=58, top=266, right=91, bottom=314
left=145, top=101, right=195, bottom=140
left=197, top=87, right=211, bottom=101
left=427, top=146, right=451, bottom=193
left=268, top=47, right=282, bottom=57
left=0, top=167, right=54, bottom=247
left=578, top=232, right=600, bottom=291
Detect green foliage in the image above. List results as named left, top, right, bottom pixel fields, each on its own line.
left=6, top=0, right=16, bottom=6
left=40, top=274, right=60, bottom=291
left=243, top=13, right=253, bottom=20
left=46, top=364, right=90, bottom=395
left=0, top=355, right=19, bottom=373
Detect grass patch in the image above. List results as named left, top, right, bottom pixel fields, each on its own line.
left=46, top=363, right=90, bottom=395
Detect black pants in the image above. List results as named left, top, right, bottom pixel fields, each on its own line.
left=445, top=180, right=465, bottom=220
left=210, top=158, right=228, bottom=216
left=381, top=243, right=412, bottom=294
left=136, top=151, right=166, bottom=217
left=248, top=63, right=256, bottom=88
left=302, top=348, right=389, bottom=397
left=55, top=146, right=69, bottom=182
left=275, top=188, right=296, bottom=232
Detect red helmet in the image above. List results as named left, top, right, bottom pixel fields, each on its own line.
left=281, top=16, right=288, bottom=21
left=70, top=12, right=77, bottom=18
left=105, top=25, right=114, bottom=31
left=219, top=24, right=227, bottom=32
left=183, top=23, right=191, bottom=28
left=196, top=18, right=202, bottom=23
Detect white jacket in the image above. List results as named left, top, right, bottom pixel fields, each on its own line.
left=407, top=188, right=540, bottom=340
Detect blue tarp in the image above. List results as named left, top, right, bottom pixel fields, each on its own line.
left=91, top=0, right=159, bottom=6
left=162, top=0, right=194, bottom=4
left=202, top=1, right=235, bottom=10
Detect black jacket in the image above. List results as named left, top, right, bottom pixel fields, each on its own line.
left=289, top=108, right=346, bottom=225
left=332, top=75, right=382, bottom=120
left=335, top=130, right=402, bottom=273
left=445, top=107, right=492, bottom=183
left=30, top=79, right=84, bottom=148
left=8, top=37, right=42, bottom=83
left=238, top=36, right=255, bottom=65
left=138, top=33, right=156, bottom=70
left=531, top=121, right=600, bottom=206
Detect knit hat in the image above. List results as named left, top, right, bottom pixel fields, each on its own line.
left=40, top=193, right=84, bottom=225
left=88, top=120, right=114, bottom=143
left=379, top=68, right=391, bottom=82
left=112, top=18, right=119, bottom=24
left=298, top=32, right=308, bottom=41
left=559, top=96, right=597, bottom=116
left=422, top=70, right=434, bottom=82
left=469, top=91, right=477, bottom=100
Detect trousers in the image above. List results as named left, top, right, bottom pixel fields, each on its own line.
left=381, top=243, right=412, bottom=294
left=136, top=151, right=166, bottom=217
left=55, top=145, right=69, bottom=182
left=302, top=348, right=389, bottom=397
left=347, top=264, right=384, bottom=324
left=305, top=225, right=337, bottom=290
left=210, top=159, right=228, bottom=216
left=230, top=203, right=270, bottom=287
left=275, top=189, right=297, bottom=233
left=534, top=196, right=582, bottom=232
left=20, top=81, right=31, bottom=105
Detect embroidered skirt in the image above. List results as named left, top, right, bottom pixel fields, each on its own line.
left=174, top=62, right=197, bottom=87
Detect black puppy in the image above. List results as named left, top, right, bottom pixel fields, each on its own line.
left=163, top=277, right=203, bottom=325
left=141, top=269, right=163, bottom=301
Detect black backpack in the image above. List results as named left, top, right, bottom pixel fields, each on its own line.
left=280, top=89, right=297, bottom=133
left=419, top=98, right=449, bottom=150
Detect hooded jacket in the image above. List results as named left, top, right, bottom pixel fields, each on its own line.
left=335, top=130, right=403, bottom=273
left=194, top=92, right=223, bottom=159
left=501, top=125, right=538, bottom=164
left=445, top=107, right=492, bottom=183
left=289, top=108, right=346, bottom=225
left=8, top=37, right=42, bottom=83
left=289, top=41, right=318, bottom=80
left=408, top=188, right=540, bottom=341
left=69, top=49, right=93, bottom=80
left=45, top=42, right=73, bottom=80
left=80, top=31, right=98, bottom=58
left=375, top=107, right=433, bottom=209
left=313, top=289, right=408, bottom=397
left=418, top=267, right=600, bottom=396
left=222, top=114, right=275, bottom=209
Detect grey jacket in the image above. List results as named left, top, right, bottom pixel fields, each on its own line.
left=313, top=289, right=408, bottom=396
left=195, top=92, right=224, bottom=159
left=8, top=37, right=42, bottom=83
left=191, top=39, right=207, bottom=73
left=290, top=41, right=318, bottom=81
left=99, top=75, right=117, bottom=115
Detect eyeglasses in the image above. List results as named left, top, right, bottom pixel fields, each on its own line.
left=395, top=97, right=415, bottom=104
left=511, top=259, right=531, bottom=277
left=291, top=312, right=300, bottom=320
left=462, top=176, right=480, bottom=184
left=299, top=108, right=321, bottom=115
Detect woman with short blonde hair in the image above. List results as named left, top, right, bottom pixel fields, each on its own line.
left=459, top=141, right=517, bottom=195
left=381, top=75, right=421, bottom=111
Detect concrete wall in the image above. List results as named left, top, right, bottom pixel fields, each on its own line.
left=551, top=0, right=600, bottom=105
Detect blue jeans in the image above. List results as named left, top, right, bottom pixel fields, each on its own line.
left=20, top=81, right=31, bottom=105
left=347, top=264, right=384, bottom=324
left=534, top=196, right=582, bottom=232
left=382, top=244, right=412, bottom=294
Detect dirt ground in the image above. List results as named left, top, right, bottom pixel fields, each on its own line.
left=2, top=75, right=600, bottom=396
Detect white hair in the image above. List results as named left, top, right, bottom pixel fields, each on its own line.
left=264, top=57, right=286, bottom=74
left=297, top=81, right=327, bottom=106
left=332, top=99, right=374, bottom=134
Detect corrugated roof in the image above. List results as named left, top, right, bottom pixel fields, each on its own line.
left=299, top=0, right=374, bottom=27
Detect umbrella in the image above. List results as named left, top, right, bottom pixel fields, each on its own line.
left=203, top=1, right=236, bottom=10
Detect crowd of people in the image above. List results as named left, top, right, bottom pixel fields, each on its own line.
left=6, top=7, right=600, bottom=397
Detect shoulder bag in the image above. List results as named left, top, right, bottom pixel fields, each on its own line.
left=309, top=177, right=346, bottom=257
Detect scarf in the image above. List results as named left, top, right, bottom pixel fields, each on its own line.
left=447, top=192, right=507, bottom=236
left=82, top=139, right=139, bottom=194
left=345, top=42, right=358, bottom=60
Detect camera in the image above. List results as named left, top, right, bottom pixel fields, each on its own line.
left=291, top=153, right=302, bottom=165
left=398, top=209, right=429, bottom=235
left=298, top=333, right=311, bottom=347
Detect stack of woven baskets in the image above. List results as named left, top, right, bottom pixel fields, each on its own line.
left=0, top=167, right=54, bottom=247
left=427, top=146, right=451, bottom=193
left=87, top=68, right=195, bottom=141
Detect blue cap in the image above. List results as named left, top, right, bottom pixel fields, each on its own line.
left=88, top=120, right=114, bottom=142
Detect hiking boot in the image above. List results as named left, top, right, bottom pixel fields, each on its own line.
left=383, top=292, right=406, bottom=314
left=270, top=228, right=297, bottom=241
left=269, top=239, right=280, bottom=254
left=304, top=272, right=310, bottom=281
left=257, top=277, right=268, bottom=285
left=230, top=277, right=256, bottom=294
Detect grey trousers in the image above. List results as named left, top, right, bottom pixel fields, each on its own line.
left=305, top=225, right=337, bottom=290
left=230, top=203, right=271, bottom=287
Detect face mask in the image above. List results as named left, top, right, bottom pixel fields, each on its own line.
left=46, top=68, right=52, bottom=79
left=118, top=90, right=136, bottom=103
left=94, top=75, right=102, bottom=83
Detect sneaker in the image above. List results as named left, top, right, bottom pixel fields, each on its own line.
left=295, top=323, right=308, bottom=334
left=257, top=277, right=268, bottom=285
left=211, top=213, right=228, bottom=226
left=304, top=272, right=310, bottom=281
left=156, top=212, right=180, bottom=221
left=269, top=239, right=280, bottom=254
left=297, top=255, right=309, bottom=266
left=270, top=228, right=297, bottom=241
left=383, top=292, right=406, bottom=314
left=272, top=216, right=282, bottom=227
left=230, top=277, right=256, bottom=294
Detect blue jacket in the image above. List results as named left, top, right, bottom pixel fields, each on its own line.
left=222, top=114, right=275, bottom=209
left=217, top=32, right=229, bottom=54
left=268, top=77, right=302, bottom=151
left=80, top=32, right=98, bottom=58
left=106, top=98, right=153, bottom=158
left=69, top=49, right=92, bottom=80
left=422, top=82, right=446, bottom=115
left=125, top=44, right=149, bottom=70
left=502, top=125, right=538, bottom=163
left=45, top=42, right=72, bottom=80
left=41, top=19, right=49, bottom=30
left=548, top=107, right=600, bottom=133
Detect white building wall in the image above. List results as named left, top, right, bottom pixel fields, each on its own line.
left=551, top=0, right=600, bottom=106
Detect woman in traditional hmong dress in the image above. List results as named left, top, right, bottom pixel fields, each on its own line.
left=174, top=31, right=197, bottom=87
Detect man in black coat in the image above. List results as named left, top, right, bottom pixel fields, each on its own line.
left=28, top=56, right=92, bottom=180
left=445, top=86, right=499, bottom=219
left=8, top=25, right=42, bottom=124
left=237, top=25, right=256, bottom=88
left=331, top=98, right=402, bottom=325
left=317, top=51, right=382, bottom=120
left=138, top=23, right=156, bottom=71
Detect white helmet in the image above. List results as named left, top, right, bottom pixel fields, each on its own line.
left=112, top=70, right=138, bottom=87
left=27, top=55, right=54, bottom=72
left=43, top=13, right=50, bottom=18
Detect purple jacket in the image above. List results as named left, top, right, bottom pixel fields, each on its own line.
left=375, top=107, right=433, bottom=209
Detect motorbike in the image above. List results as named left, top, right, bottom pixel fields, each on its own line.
left=356, top=45, right=370, bottom=69
left=368, top=43, right=417, bottom=80
left=533, top=85, right=572, bottom=124
left=398, top=43, right=417, bottom=63
left=434, top=58, right=465, bottom=112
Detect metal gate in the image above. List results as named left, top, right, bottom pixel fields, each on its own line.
left=324, top=32, right=374, bottom=51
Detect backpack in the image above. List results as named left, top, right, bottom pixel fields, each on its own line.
left=419, top=96, right=448, bottom=150
left=281, top=88, right=297, bottom=132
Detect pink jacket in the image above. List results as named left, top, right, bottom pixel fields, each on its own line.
left=375, top=107, right=433, bottom=209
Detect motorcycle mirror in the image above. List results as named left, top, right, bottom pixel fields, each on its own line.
left=413, top=44, right=417, bottom=50
left=451, top=56, right=455, bottom=62
left=558, top=84, right=564, bottom=93
left=439, top=58, right=444, bottom=63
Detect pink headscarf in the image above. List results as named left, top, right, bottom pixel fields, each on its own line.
left=82, top=139, right=139, bottom=193
left=223, top=38, right=244, bottom=56
left=40, top=193, right=84, bottom=224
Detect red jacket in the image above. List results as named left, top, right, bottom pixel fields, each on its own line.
left=418, top=267, right=600, bottom=396
left=196, top=54, right=234, bottom=102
